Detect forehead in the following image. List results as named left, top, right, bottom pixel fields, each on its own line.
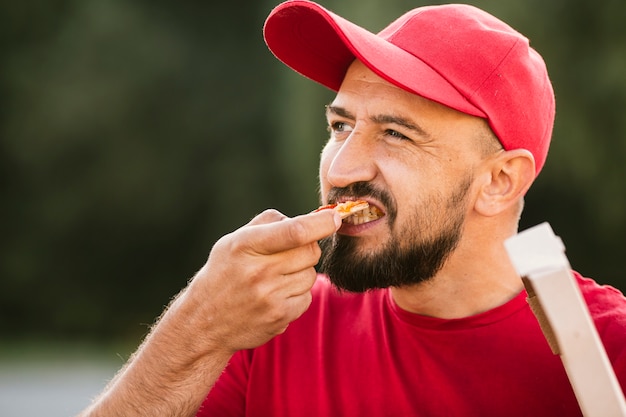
left=334, top=60, right=467, bottom=119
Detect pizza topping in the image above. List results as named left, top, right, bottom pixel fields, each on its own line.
left=315, top=200, right=383, bottom=224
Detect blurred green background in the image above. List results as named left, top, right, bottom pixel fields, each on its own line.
left=1, top=0, right=625, bottom=353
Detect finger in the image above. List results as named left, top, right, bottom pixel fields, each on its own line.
left=245, top=209, right=341, bottom=255
left=266, top=240, right=322, bottom=278
left=245, top=209, right=288, bottom=227
left=261, top=275, right=316, bottom=336
left=278, top=290, right=314, bottom=333
left=283, top=267, right=319, bottom=298
left=258, top=261, right=319, bottom=298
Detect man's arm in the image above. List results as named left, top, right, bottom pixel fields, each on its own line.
left=78, top=209, right=341, bottom=417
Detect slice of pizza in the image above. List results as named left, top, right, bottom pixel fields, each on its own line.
left=315, top=200, right=370, bottom=219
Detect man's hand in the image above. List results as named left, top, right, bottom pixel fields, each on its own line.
left=184, top=208, right=341, bottom=354
left=78, top=208, right=340, bottom=417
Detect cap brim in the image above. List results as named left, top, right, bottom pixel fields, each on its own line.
left=263, top=0, right=485, bottom=118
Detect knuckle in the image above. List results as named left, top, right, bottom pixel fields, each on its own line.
left=213, top=231, right=241, bottom=254
left=300, top=291, right=313, bottom=311
left=294, top=267, right=316, bottom=287
left=291, top=292, right=313, bottom=322
left=257, top=209, right=284, bottom=222
left=305, top=268, right=318, bottom=286
left=287, top=219, right=310, bottom=245
left=264, top=302, right=290, bottom=330
left=249, top=277, right=273, bottom=300
left=309, top=242, right=322, bottom=260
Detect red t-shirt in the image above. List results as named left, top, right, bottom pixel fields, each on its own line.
left=197, top=272, right=626, bottom=416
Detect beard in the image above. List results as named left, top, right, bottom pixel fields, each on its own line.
left=318, top=178, right=471, bottom=293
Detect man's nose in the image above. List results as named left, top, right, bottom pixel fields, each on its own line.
left=325, top=132, right=377, bottom=188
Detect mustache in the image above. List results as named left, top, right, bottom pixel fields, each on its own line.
left=325, top=182, right=397, bottom=224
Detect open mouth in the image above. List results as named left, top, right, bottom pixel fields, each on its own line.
left=314, top=199, right=385, bottom=225
left=342, top=205, right=384, bottom=225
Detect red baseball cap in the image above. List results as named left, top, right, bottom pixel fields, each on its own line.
left=263, top=1, right=555, bottom=175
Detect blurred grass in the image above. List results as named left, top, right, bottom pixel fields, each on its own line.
left=0, top=340, right=129, bottom=417
left=0, top=338, right=134, bottom=365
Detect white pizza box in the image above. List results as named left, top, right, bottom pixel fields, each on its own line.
left=505, top=222, right=626, bottom=417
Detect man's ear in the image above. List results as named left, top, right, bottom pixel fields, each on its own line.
left=474, top=149, right=535, bottom=217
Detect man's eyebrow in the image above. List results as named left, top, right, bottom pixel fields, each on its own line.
left=325, top=105, right=355, bottom=120
left=325, top=105, right=429, bottom=138
left=371, top=114, right=430, bottom=138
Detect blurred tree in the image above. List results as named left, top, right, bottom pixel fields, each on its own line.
left=0, top=0, right=284, bottom=341
left=0, top=0, right=624, bottom=344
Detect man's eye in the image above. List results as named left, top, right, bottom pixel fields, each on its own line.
left=328, top=121, right=352, bottom=134
left=385, top=129, right=409, bottom=141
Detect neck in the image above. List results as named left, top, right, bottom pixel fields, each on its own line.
left=391, top=219, right=524, bottom=319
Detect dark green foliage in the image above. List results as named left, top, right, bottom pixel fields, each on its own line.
left=1, top=0, right=624, bottom=344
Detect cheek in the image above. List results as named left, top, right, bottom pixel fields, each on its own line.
left=318, top=144, right=335, bottom=201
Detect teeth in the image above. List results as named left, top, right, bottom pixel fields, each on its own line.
left=343, top=206, right=383, bottom=225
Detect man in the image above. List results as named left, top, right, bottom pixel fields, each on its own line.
left=79, top=1, right=626, bottom=416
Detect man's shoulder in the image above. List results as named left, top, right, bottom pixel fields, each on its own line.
left=575, top=271, right=626, bottom=312
left=574, top=271, right=626, bottom=340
